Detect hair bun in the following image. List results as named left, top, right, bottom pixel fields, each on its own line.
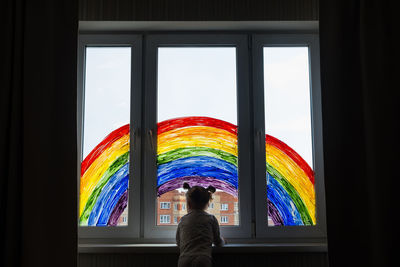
left=206, top=185, right=216, bottom=193
left=183, top=182, right=191, bottom=190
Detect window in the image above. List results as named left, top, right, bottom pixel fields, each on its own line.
left=155, top=47, right=239, bottom=225
left=78, top=35, right=142, bottom=239
left=252, top=34, right=326, bottom=238
left=160, top=215, right=170, bottom=224
left=143, top=34, right=251, bottom=239
left=78, top=32, right=326, bottom=242
left=160, top=202, right=171, bottom=209
left=79, top=47, right=131, bottom=227
left=264, top=47, right=314, bottom=227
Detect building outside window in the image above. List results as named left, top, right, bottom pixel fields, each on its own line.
left=221, top=203, right=228, bottom=211
left=221, top=216, right=229, bottom=224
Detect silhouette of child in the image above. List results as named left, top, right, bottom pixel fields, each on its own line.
left=176, top=182, right=226, bottom=267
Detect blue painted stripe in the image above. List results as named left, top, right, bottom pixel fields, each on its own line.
left=88, top=163, right=129, bottom=226
left=97, top=175, right=128, bottom=226
left=157, top=156, right=238, bottom=188
left=267, top=173, right=303, bottom=226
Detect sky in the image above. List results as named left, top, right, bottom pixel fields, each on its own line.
left=264, top=47, right=313, bottom=167
left=157, top=47, right=237, bottom=124
left=83, top=47, right=131, bottom=158
left=82, top=46, right=313, bottom=167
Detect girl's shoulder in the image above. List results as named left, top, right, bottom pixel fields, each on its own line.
left=182, top=210, right=215, bottom=220
left=198, top=210, right=219, bottom=224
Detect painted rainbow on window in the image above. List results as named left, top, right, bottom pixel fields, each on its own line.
left=79, top=116, right=315, bottom=226
left=265, top=135, right=315, bottom=225
left=157, top=117, right=238, bottom=198
left=79, top=125, right=130, bottom=226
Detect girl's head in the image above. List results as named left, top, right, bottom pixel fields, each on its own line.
left=183, top=182, right=216, bottom=210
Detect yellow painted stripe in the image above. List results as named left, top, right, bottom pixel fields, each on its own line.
left=79, top=134, right=129, bottom=216
left=266, top=143, right=316, bottom=223
left=158, top=126, right=237, bottom=156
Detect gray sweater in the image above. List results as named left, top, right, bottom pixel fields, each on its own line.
left=176, top=209, right=225, bottom=258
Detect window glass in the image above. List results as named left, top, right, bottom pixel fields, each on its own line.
left=160, top=215, right=170, bottom=224
left=263, top=47, right=315, bottom=226
left=80, top=47, right=131, bottom=227
left=160, top=202, right=171, bottom=209
left=156, top=47, right=239, bottom=226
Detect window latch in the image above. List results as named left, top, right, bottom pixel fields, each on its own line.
left=148, top=129, right=155, bottom=153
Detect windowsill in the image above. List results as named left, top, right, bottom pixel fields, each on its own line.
left=78, top=242, right=327, bottom=254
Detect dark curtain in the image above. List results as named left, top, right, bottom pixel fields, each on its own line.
left=1, top=1, right=78, bottom=267
left=320, top=1, right=395, bottom=267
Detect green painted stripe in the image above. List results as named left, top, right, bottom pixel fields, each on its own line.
left=157, top=147, right=238, bottom=167
left=266, top=163, right=313, bottom=225
left=79, top=152, right=129, bottom=225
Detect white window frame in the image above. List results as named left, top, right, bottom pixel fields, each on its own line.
left=252, top=34, right=327, bottom=239
left=77, top=28, right=326, bottom=244
left=143, top=34, right=252, bottom=239
left=77, top=34, right=142, bottom=239
left=221, top=216, right=229, bottom=224
left=160, top=202, right=171, bottom=209
left=221, top=203, right=229, bottom=211
left=182, top=203, right=186, bottom=211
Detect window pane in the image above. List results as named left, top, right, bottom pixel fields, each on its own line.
left=263, top=47, right=315, bottom=226
left=156, top=47, right=239, bottom=226
left=80, top=47, right=131, bottom=226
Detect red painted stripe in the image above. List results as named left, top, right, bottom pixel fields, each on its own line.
left=157, top=117, right=237, bottom=135
left=81, top=124, right=130, bottom=176
left=266, top=135, right=315, bottom=185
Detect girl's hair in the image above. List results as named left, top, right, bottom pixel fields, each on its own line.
left=183, top=182, right=216, bottom=210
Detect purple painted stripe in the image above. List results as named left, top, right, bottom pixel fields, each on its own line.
left=107, top=190, right=128, bottom=226
left=267, top=199, right=284, bottom=226
left=157, top=176, right=238, bottom=198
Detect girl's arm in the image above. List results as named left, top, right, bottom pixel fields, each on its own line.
left=176, top=224, right=181, bottom=248
left=212, top=216, right=225, bottom=247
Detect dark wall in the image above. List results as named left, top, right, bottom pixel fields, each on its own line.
left=79, top=0, right=318, bottom=21
left=78, top=1, right=324, bottom=266
left=79, top=252, right=328, bottom=267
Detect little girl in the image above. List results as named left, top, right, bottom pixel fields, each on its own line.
left=176, top=182, right=226, bottom=267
